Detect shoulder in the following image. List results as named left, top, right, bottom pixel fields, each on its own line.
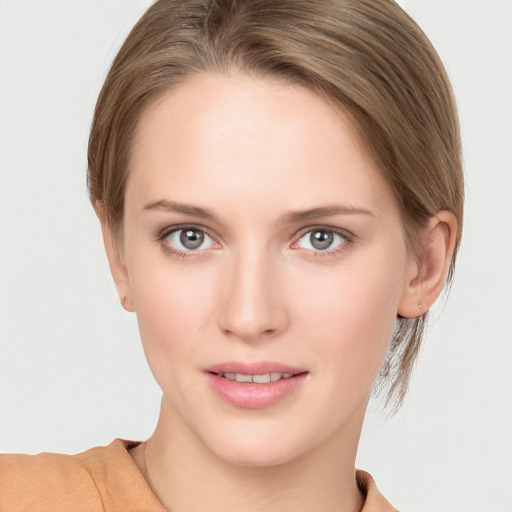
left=0, top=443, right=110, bottom=511
left=0, top=439, right=163, bottom=512
left=357, top=470, right=398, bottom=512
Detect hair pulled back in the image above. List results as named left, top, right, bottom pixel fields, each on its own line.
left=88, top=0, right=463, bottom=408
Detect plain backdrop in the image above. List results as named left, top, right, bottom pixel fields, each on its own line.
left=0, top=1, right=510, bottom=511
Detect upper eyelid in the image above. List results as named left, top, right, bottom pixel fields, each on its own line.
left=293, top=225, right=353, bottom=240
left=157, top=223, right=216, bottom=240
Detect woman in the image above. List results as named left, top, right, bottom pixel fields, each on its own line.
left=0, top=1, right=463, bottom=510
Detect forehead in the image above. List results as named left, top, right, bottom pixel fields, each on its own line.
left=126, top=73, right=397, bottom=219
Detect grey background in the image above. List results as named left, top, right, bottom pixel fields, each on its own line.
left=0, top=1, right=510, bottom=510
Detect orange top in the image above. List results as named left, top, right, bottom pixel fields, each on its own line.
left=0, top=439, right=396, bottom=511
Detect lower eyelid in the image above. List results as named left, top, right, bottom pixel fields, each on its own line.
left=161, top=245, right=190, bottom=259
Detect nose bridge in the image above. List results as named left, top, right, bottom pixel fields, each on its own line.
left=218, top=242, right=287, bottom=341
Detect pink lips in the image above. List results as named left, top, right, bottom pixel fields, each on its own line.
left=206, top=361, right=308, bottom=409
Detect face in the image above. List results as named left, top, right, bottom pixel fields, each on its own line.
left=112, top=73, right=418, bottom=466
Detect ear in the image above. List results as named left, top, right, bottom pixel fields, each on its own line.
left=398, top=211, right=458, bottom=318
left=94, top=202, right=135, bottom=312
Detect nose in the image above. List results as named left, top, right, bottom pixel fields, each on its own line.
left=217, top=248, right=288, bottom=342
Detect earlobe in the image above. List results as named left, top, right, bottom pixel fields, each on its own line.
left=94, top=202, right=135, bottom=313
left=398, top=211, right=457, bottom=318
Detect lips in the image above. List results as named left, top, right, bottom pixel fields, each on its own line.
left=206, top=361, right=305, bottom=376
left=206, top=361, right=308, bottom=409
left=217, top=372, right=295, bottom=383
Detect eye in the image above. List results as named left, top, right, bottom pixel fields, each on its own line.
left=296, top=228, right=347, bottom=252
left=164, top=227, right=216, bottom=252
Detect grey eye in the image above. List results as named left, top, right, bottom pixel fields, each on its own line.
left=180, top=229, right=204, bottom=249
left=166, top=228, right=214, bottom=251
left=297, top=229, right=346, bottom=252
left=310, top=230, right=334, bottom=250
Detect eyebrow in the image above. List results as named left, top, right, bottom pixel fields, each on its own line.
left=278, top=206, right=374, bottom=224
left=143, top=199, right=220, bottom=221
left=143, top=200, right=373, bottom=224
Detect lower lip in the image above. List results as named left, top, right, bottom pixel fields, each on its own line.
left=207, top=373, right=308, bottom=409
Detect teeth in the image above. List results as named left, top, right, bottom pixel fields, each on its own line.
left=220, top=372, right=294, bottom=383
left=235, top=373, right=253, bottom=383
left=252, top=373, right=271, bottom=384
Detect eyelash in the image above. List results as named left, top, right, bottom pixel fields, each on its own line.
left=155, top=224, right=354, bottom=259
left=155, top=224, right=218, bottom=259
left=292, top=226, right=353, bottom=257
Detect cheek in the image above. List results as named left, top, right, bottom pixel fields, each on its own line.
left=292, top=256, right=406, bottom=380
left=129, top=266, right=222, bottom=406
left=127, top=255, right=218, bottom=366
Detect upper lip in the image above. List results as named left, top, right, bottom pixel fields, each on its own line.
left=205, top=361, right=306, bottom=375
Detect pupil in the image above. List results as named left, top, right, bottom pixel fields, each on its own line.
left=180, top=229, right=204, bottom=249
left=310, top=230, right=333, bottom=250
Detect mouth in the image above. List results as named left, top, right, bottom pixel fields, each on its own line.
left=206, top=363, right=308, bottom=409
left=211, top=371, right=301, bottom=383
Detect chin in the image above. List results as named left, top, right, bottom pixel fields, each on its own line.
left=211, top=439, right=301, bottom=468
left=197, top=419, right=318, bottom=469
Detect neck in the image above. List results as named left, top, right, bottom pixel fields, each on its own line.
left=133, top=398, right=366, bottom=512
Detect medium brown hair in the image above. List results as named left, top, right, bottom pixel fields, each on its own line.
left=88, top=0, right=463, bottom=408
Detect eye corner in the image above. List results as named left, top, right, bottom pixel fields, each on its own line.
left=157, top=224, right=220, bottom=256
left=293, top=226, right=353, bottom=255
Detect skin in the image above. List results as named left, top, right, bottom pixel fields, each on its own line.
left=98, top=73, right=456, bottom=512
